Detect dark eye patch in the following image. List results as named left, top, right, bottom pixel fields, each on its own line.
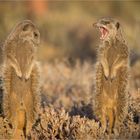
left=100, top=20, right=110, bottom=25
left=34, top=32, right=38, bottom=38
left=22, top=24, right=30, bottom=31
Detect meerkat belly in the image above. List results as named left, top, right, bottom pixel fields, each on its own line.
left=11, top=70, right=33, bottom=107
left=106, top=46, right=118, bottom=66
left=102, top=87, right=118, bottom=110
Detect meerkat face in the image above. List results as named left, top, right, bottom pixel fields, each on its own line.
left=8, top=20, right=40, bottom=45
left=19, top=21, right=40, bottom=45
left=93, top=18, right=120, bottom=41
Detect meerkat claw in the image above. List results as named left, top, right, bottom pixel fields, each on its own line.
left=104, top=75, right=108, bottom=80
left=24, top=72, right=30, bottom=80
left=16, top=70, right=22, bottom=78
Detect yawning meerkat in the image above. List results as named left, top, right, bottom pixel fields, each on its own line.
left=93, top=18, right=129, bottom=133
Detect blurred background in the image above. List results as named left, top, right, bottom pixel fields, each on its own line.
left=0, top=1, right=140, bottom=62
left=0, top=1, right=140, bottom=110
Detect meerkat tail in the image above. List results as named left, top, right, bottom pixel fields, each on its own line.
left=30, top=63, right=41, bottom=119
left=94, top=63, right=104, bottom=119
left=116, top=67, right=129, bottom=127
left=3, top=66, right=12, bottom=118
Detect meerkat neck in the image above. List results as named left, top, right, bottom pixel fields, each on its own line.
left=103, top=37, right=119, bottom=46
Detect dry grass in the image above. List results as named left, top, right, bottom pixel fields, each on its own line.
left=0, top=59, right=140, bottom=139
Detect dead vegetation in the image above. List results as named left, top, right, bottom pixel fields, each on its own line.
left=0, top=60, right=140, bottom=139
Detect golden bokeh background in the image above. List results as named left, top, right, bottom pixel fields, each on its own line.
left=0, top=1, right=140, bottom=63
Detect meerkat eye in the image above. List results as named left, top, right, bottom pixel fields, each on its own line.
left=116, top=22, right=120, bottom=30
left=22, top=24, right=30, bottom=31
left=34, top=31, right=38, bottom=38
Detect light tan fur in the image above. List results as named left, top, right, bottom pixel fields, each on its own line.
left=2, top=20, right=41, bottom=139
left=94, top=18, right=129, bottom=133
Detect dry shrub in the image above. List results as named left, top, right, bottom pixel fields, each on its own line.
left=31, top=105, right=100, bottom=140
left=30, top=98, right=140, bottom=139
left=41, top=60, right=95, bottom=112
left=0, top=98, right=139, bottom=139
left=0, top=117, right=12, bottom=139
left=0, top=60, right=140, bottom=139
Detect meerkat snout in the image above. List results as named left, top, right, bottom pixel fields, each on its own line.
left=93, top=18, right=120, bottom=41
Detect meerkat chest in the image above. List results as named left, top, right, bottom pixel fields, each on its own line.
left=106, top=46, right=119, bottom=65
left=16, top=42, right=34, bottom=71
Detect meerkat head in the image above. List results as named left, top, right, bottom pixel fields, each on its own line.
left=7, top=20, right=40, bottom=45
left=93, top=18, right=120, bottom=41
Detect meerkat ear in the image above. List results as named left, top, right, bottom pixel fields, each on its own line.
left=116, top=22, right=120, bottom=30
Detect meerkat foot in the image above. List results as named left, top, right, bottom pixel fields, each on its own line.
left=26, top=121, right=33, bottom=137
left=13, top=129, right=25, bottom=140
left=101, top=116, right=107, bottom=133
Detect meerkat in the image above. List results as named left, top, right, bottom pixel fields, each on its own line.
left=93, top=18, right=129, bottom=133
left=2, top=20, right=41, bottom=139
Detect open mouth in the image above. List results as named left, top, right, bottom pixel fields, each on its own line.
left=99, top=27, right=109, bottom=40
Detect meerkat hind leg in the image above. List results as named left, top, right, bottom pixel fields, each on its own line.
left=13, top=107, right=26, bottom=139
left=107, top=109, right=115, bottom=134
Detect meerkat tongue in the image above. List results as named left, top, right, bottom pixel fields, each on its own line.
left=100, top=27, right=108, bottom=40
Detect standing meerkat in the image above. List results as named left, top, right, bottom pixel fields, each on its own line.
left=3, top=20, right=41, bottom=139
left=93, top=18, right=129, bottom=133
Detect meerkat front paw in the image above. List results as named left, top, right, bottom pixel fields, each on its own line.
left=15, top=68, right=22, bottom=78
left=104, top=68, right=109, bottom=80
left=24, top=63, right=34, bottom=80
left=24, top=69, right=33, bottom=80
left=110, top=69, right=117, bottom=81
left=24, top=72, right=31, bottom=80
left=24, top=73, right=30, bottom=80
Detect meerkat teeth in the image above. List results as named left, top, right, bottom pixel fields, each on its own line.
left=94, top=18, right=129, bottom=134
